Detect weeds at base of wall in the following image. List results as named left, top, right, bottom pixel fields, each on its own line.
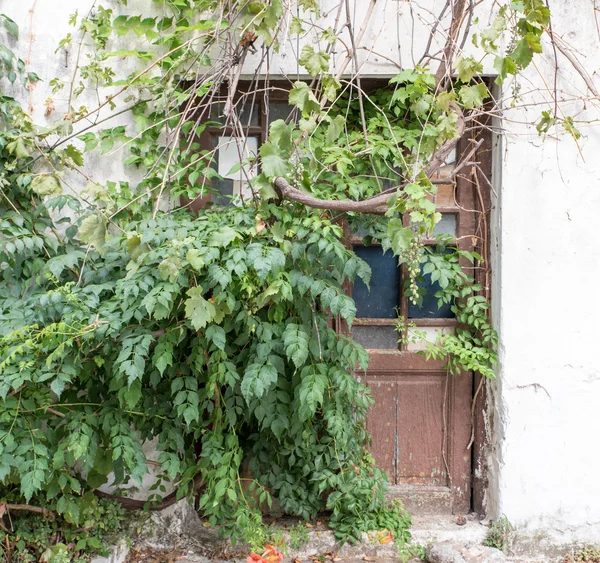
left=0, top=497, right=140, bottom=563
left=563, top=547, right=600, bottom=563
left=482, top=516, right=514, bottom=552
left=398, top=543, right=427, bottom=562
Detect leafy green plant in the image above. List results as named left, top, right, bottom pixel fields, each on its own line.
left=329, top=494, right=411, bottom=545
left=483, top=516, right=514, bottom=552
left=402, top=238, right=498, bottom=379
left=0, top=193, right=381, bottom=539
left=287, top=522, right=310, bottom=550
left=398, top=543, right=427, bottom=562
left=0, top=496, right=125, bottom=563
left=238, top=519, right=309, bottom=554
left=0, top=14, right=39, bottom=86
left=237, top=511, right=284, bottom=554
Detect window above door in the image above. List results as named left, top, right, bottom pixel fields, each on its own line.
left=345, top=150, right=474, bottom=352
left=183, top=82, right=296, bottom=211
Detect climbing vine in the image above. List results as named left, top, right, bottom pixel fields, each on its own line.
left=0, top=0, right=586, bottom=560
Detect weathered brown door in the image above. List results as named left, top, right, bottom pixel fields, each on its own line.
left=343, top=134, right=490, bottom=515
left=188, top=81, right=491, bottom=514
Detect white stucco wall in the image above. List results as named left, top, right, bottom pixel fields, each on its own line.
left=490, top=0, right=600, bottom=541
left=5, top=0, right=600, bottom=545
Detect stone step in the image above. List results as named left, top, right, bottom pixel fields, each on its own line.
left=91, top=501, right=568, bottom=563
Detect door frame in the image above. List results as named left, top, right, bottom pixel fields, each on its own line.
left=337, top=122, right=493, bottom=515
left=183, top=78, right=494, bottom=515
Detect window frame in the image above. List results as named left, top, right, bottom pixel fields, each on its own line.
left=183, top=81, right=296, bottom=212
left=341, top=133, right=482, bottom=352
left=183, top=79, right=485, bottom=356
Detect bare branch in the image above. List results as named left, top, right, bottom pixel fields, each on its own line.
left=547, top=30, right=600, bottom=98
left=435, top=0, right=468, bottom=89
left=1, top=503, right=56, bottom=521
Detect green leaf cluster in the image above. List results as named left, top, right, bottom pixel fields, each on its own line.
left=409, top=239, right=498, bottom=379
left=0, top=494, right=126, bottom=563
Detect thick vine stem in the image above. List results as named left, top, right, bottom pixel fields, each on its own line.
left=424, top=102, right=465, bottom=176
left=93, top=475, right=203, bottom=511
left=273, top=177, right=390, bottom=213
left=434, top=0, right=469, bottom=89
left=273, top=104, right=465, bottom=213
left=0, top=503, right=56, bottom=521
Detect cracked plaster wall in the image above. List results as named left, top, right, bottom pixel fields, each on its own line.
left=487, top=0, right=600, bottom=541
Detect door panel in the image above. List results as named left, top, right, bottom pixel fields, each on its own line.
left=366, top=378, right=397, bottom=480
left=354, top=332, right=475, bottom=507
left=363, top=360, right=473, bottom=513
left=396, top=373, right=446, bottom=486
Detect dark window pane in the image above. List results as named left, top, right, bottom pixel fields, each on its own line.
left=432, top=213, right=456, bottom=237
left=407, top=265, right=455, bottom=319
left=239, top=100, right=260, bottom=127
left=209, top=100, right=259, bottom=127
left=352, top=325, right=399, bottom=349
left=209, top=101, right=224, bottom=123
left=353, top=246, right=400, bottom=318
left=211, top=177, right=233, bottom=206
left=268, top=102, right=297, bottom=126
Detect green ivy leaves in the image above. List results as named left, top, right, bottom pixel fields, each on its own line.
left=289, top=81, right=320, bottom=114
left=241, top=363, right=278, bottom=402
left=78, top=214, right=107, bottom=251
left=326, top=115, right=345, bottom=144
left=185, top=287, right=216, bottom=330
left=458, top=83, right=489, bottom=109
left=387, top=218, right=413, bottom=254
left=283, top=323, right=309, bottom=368
left=0, top=196, right=377, bottom=533
left=0, top=14, right=18, bottom=39
left=115, top=334, right=153, bottom=386
left=297, top=365, right=328, bottom=421
left=31, top=175, right=63, bottom=196
left=474, top=0, right=550, bottom=84
left=247, top=243, right=286, bottom=280
left=259, top=142, right=290, bottom=177
left=208, top=226, right=241, bottom=248
left=455, top=56, right=484, bottom=82
left=298, top=45, right=330, bottom=76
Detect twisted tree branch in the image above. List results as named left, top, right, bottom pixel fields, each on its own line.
left=273, top=104, right=465, bottom=214
left=274, top=177, right=391, bottom=213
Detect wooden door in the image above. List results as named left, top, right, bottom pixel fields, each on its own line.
left=186, top=81, right=491, bottom=514
left=343, top=133, right=491, bottom=515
